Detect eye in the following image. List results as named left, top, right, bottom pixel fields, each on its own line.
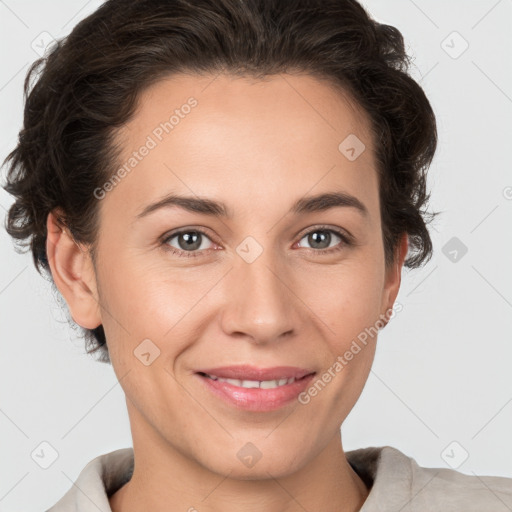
left=161, top=225, right=353, bottom=259
left=296, top=227, right=352, bottom=254
left=162, top=229, right=216, bottom=258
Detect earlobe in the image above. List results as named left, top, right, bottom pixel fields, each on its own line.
left=46, top=209, right=102, bottom=330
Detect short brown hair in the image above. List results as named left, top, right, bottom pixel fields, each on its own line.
left=1, top=0, right=438, bottom=363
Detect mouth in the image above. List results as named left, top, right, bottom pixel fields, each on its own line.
left=195, top=368, right=317, bottom=412
left=194, top=364, right=315, bottom=381
left=197, top=371, right=314, bottom=389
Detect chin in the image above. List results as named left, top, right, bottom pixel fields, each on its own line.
left=201, top=448, right=305, bottom=481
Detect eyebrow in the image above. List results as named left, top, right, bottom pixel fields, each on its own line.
left=134, top=190, right=369, bottom=221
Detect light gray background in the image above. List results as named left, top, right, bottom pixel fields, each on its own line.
left=1, top=0, right=511, bottom=510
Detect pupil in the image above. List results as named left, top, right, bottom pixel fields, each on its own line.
left=309, top=230, right=330, bottom=249
left=179, top=231, right=201, bottom=251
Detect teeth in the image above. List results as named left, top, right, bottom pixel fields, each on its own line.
left=205, top=374, right=296, bottom=388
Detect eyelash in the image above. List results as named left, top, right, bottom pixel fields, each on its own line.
left=161, top=225, right=353, bottom=259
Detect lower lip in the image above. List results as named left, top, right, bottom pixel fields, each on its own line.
left=196, top=373, right=316, bottom=412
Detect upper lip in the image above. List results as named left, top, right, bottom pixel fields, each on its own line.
left=196, top=365, right=316, bottom=381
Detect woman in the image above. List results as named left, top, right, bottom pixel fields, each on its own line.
left=2, top=0, right=511, bottom=510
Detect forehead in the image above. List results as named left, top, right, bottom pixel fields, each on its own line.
left=105, top=72, right=378, bottom=221
left=127, top=71, right=372, bottom=147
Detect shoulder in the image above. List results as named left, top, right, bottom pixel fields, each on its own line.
left=46, top=448, right=134, bottom=512
left=346, top=445, right=512, bottom=511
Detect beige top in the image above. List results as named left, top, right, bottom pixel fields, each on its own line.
left=46, top=445, right=512, bottom=511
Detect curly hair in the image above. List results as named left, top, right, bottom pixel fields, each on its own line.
left=1, top=0, right=438, bottom=363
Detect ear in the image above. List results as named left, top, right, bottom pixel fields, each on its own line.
left=380, top=232, right=408, bottom=324
left=46, top=209, right=102, bottom=329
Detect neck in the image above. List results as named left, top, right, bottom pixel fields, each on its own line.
left=109, top=404, right=369, bottom=512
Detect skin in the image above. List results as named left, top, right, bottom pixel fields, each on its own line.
left=46, top=72, right=408, bottom=512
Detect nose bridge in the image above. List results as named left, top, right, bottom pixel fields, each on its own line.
left=220, top=244, right=298, bottom=343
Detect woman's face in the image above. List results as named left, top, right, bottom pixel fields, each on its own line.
left=58, top=72, right=406, bottom=477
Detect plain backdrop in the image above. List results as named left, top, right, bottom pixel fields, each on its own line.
left=1, top=0, right=511, bottom=510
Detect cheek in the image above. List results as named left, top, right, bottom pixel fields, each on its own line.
left=298, top=259, right=384, bottom=401
left=97, top=255, right=226, bottom=365
left=98, top=255, right=189, bottom=330
left=299, top=259, right=385, bottom=340
left=290, top=270, right=381, bottom=428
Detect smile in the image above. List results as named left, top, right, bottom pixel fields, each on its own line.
left=202, top=373, right=297, bottom=389
left=196, top=371, right=316, bottom=412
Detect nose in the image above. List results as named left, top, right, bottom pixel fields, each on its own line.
left=219, top=250, right=300, bottom=345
